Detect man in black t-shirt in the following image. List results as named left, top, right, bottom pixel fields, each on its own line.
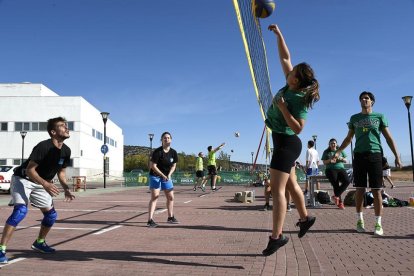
left=0, top=117, right=75, bottom=264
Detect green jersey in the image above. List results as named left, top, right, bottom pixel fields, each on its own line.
left=207, top=151, right=216, bottom=166
left=195, top=156, right=203, bottom=171
left=349, top=112, right=388, bottom=153
left=265, top=85, right=308, bottom=135
left=322, top=149, right=347, bottom=170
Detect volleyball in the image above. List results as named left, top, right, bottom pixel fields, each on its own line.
left=234, top=132, right=240, bottom=137
left=254, top=0, right=276, bottom=19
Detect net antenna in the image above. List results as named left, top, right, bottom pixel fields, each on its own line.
left=233, top=0, right=273, bottom=169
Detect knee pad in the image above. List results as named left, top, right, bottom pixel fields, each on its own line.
left=6, top=204, right=28, bottom=227
left=41, top=208, right=57, bottom=228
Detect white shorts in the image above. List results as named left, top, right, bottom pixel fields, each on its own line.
left=382, top=169, right=391, bottom=177
left=11, top=175, right=53, bottom=208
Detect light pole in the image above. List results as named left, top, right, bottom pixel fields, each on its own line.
left=346, top=122, right=354, bottom=164
left=312, top=135, right=317, bottom=150
left=402, top=96, right=414, bottom=181
left=101, top=112, right=109, bottom=188
left=251, top=152, right=254, bottom=169
left=20, top=131, right=27, bottom=164
left=148, top=133, right=154, bottom=168
left=229, top=149, right=234, bottom=171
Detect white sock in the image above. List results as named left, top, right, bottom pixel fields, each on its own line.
left=356, top=212, right=363, bottom=221
left=375, top=216, right=382, bottom=225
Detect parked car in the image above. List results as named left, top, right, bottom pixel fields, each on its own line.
left=0, top=165, right=18, bottom=194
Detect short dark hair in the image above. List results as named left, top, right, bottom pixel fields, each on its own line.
left=308, top=140, right=315, bottom=147
left=359, top=91, right=375, bottom=106
left=207, top=146, right=212, bottom=151
left=160, top=132, right=172, bottom=140
left=47, top=117, right=67, bottom=136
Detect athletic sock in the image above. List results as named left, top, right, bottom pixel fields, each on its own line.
left=36, top=238, right=45, bottom=244
left=356, top=212, right=363, bottom=221
left=375, top=216, right=382, bottom=225
left=0, top=245, right=6, bottom=252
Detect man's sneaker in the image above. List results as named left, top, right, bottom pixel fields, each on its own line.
left=287, top=204, right=292, bottom=212
left=303, top=190, right=308, bottom=196
left=356, top=219, right=365, bottom=233
left=0, top=251, right=8, bottom=264
left=374, top=223, right=384, bottom=236
left=263, top=204, right=270, bottom=211
left=296, top=216, right=316, bottom=238
left=262, top=235, right=289, bottom=256
left=147, top=219, right=158, bottom=228
left=338, top=202, right=345, bottom=210
left=193, top=187, right=197, bottom=191
left=31, top=241, right=56, bottom=253
left=167, top=216, right=179, bottom=224
left=201, top=186, right=206, bottom=192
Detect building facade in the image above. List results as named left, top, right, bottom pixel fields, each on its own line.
left=0, top=83, right=124, bottom=182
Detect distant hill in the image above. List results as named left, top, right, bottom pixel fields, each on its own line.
left=124, top=145, right=150, bottom=157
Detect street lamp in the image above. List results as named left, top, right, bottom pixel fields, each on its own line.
left=101, top=112, right=110, bottom=188
left=347, top=122, right=354, bottom=164
left=20, top=131, right=27, bottom=164
left=251, top=151, right=254, bottom=168
left=148, top=133, right=154, bottom=167
left=312, top=135, right=317, bottom=150
left=229, top=149, right=234, bottom=171
left=402, top=96, right=414, bottom=181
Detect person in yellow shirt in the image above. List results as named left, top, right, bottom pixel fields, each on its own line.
left=205, top=143, right=225, bottom=191
left=193, top=152, right=207, bottom=192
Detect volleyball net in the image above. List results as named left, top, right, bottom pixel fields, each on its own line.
left=233, top=0, right=273, bottom=168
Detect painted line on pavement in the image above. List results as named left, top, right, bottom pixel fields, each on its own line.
left=0, top=257, right=26, bottom=267
left=0, top=225, right=99, bottom=231
left=154, top=208, right=167, bottom=214
left=55, top=209, right=144, bottom=213
left=184, top=200, right=192, bottom=204
left=93, top=225, right=123, bottom=235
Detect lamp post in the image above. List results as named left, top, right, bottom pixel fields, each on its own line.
left=148, top=133, right=154, bottom=167
left=402, top=96, right=414, bottom=181
left=251, top=151, right=254, bottom=170
left=312, top=135, right=317, bottom=150
left=229, top=149, right=234, bottom=171
left=101, top=112, right=110, bottom=188
left=20, top=131, right=27, bottom=164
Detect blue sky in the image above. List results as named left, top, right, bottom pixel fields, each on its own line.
left=1, top=0, right=414, bottom=165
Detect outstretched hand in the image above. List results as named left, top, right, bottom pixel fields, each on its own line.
left=268, top=24, right=281, bottom=35
left=43, top=182, right=60, bottom=197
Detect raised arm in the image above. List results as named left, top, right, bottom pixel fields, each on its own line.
left=213, top=142, right=226, bottom=153
left=268, top=24, right=293, bottom=77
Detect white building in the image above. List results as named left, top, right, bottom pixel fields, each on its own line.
left=0, top=83, right=124, bottom=182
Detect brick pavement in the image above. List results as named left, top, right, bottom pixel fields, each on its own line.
left=0, top=182, right=413, bottom=275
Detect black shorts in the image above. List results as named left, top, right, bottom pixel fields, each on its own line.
left=353, top=152, right=383, bottom=189
left=207, top=165, right=217, bottom=176
left=270, top=133, right=302, bottom=174
left=196, top=170, right=204, bottom=178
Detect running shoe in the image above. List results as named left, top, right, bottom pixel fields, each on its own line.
left=296, top=216, right=316, bottom=238
left=374, top=223, right=384, bottom=236
left=147, top=219, right=158, bottom=228
left=356, top=219, right=365, bottom=233
left=167, top=216, right=180, bottom=224
left=193, top=187, right=196, bottom=191
left=262, top=235, right=289, bottom=256
left=31, top=240, right=56, bottom=253
left=287, top=204, right=292, bottom=212
left=0, top=251, right=8, bottom=264
left=338, top=202, right=345, bottom=210
left=201, top=186, right=206, bottom=192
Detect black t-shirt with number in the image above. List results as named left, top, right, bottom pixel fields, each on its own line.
left=15, top=139, right=71, bottom=181
left=149, top=146, right=178, bottom=177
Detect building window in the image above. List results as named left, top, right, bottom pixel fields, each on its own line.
left=92, top=129, right=95, bottom=137
left=32, top=122, right=39, bottom=131
left=23, top=122, right=30, bottom=131
left=15, top=122, right=22, bottom=131
left=68, top=121, right=74, bottom=131
left=13, top=159, right=21, bottom=165
left=39, top=122, right=47, bottom=131
left=0, top=122, right=7, bottom=131
left=0, top=159, right=6, bottom=165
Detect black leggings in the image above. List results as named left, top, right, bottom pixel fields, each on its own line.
left=325, top=168, right=350, bottom=198
left=270, top=133, right=302, bottom=174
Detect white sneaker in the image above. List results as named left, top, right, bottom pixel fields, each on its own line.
left=374, top=223, right=384, bottom=236
left=356, top=219, right=365, bottom=233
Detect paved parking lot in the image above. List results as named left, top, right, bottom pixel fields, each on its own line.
left=0, top=182, right=413, bottom=275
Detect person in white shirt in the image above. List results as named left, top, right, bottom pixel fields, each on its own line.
left=304, top=140, right=320, bottom=195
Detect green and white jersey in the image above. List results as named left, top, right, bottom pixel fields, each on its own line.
left=349, top=112, right=388, bottom=154
left=322, top=149, right=346, bottom=170
left=265, top=85, right=308, bottom=135
left=207, top=151, right=216, bottom=166
left=195, top=156, right=203, bottom=171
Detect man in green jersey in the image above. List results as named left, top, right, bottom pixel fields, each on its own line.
left=206, top=143, right=225, bottom=191
left=335, top=92, right=402, bottom=236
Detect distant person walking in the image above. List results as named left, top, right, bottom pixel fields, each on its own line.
left=147, top=132, right=179, bottom=228
left=321, top=138, right=350, bottom=209
left=262, top=24, right=319, bottom=256
left=0, top=117, right=75, bottom=264
left=335, top=91, right=402, bottom=236
left=194, top=152, right=207, bottom=192
left=206, top=143, right=225, bottom=191
left=382, top=157, right=395, bottom=189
